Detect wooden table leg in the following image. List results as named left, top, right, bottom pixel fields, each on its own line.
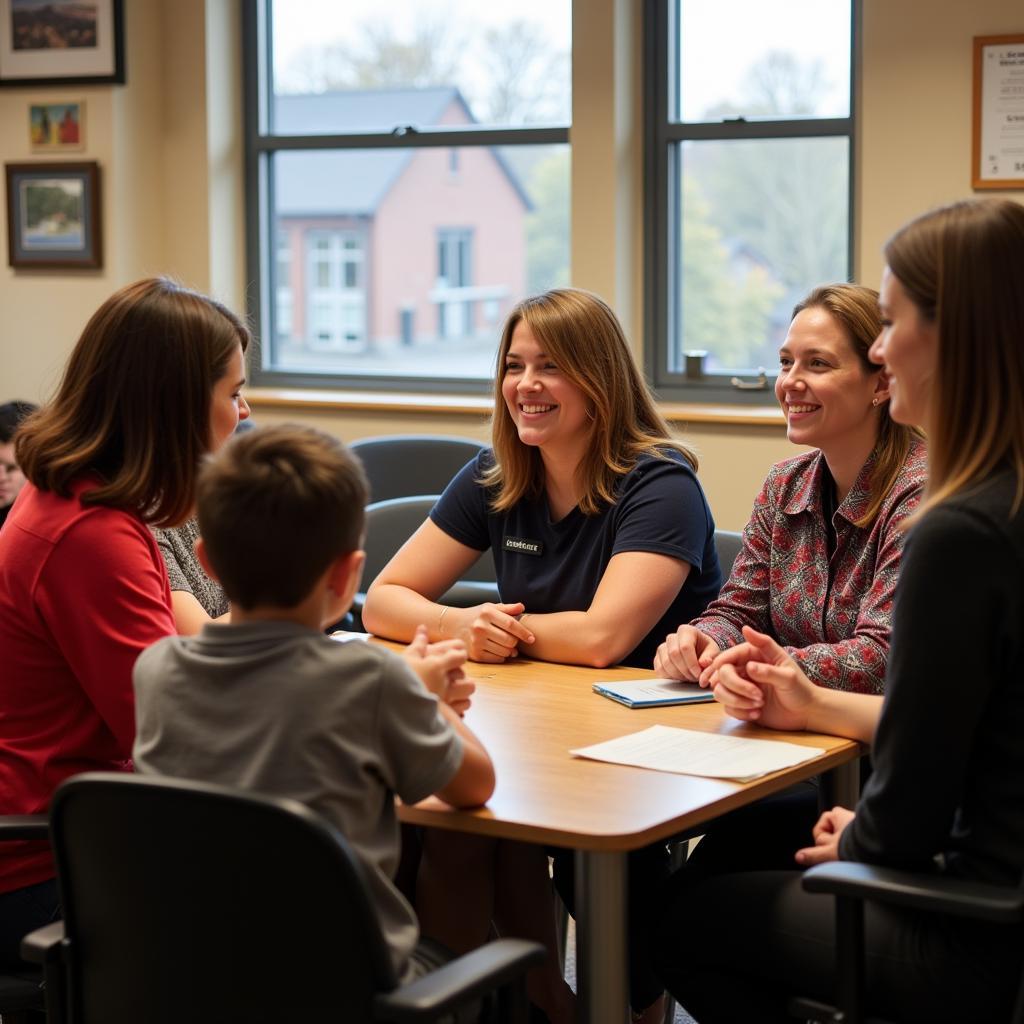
left=575, top=848, right=629, bottom=1023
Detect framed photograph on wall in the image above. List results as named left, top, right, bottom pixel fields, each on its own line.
left=29, top=100, right=85, bottom=151
left=972, top=34, right=1024, bottom=190
left=5, top=161, right=102, bottom=269
left=0, top=0, right=124, bottom=87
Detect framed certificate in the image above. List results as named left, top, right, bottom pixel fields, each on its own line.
left=973, top=34, right=1024, bottom=190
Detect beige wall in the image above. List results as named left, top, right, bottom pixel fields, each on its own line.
left=1, top=0, right=1021, bottom=530
left=855, top=0, right=1023, bottom=285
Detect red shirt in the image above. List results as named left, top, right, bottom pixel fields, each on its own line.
left=0, top=480, right=175, bottom=893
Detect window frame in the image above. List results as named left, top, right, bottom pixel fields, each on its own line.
left=242, top=0, right=570, bottom=394
left=643, top=0, right=859, bottom=405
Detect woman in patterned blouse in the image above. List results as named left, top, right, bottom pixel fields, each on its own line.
left=655, top=283, right=926, bottom=695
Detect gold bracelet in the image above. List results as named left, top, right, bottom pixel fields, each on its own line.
left=438, top=605, right=451, bottom=636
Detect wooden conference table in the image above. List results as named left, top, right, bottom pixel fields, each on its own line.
left=394, top=652, right=862, bottom=1023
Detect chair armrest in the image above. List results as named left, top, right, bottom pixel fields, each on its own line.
left=22, top=921, right=69, bottom=1024
left=373, top=938, right=545, bottom=1022
left=21, top=921, right=65, bottom=964
left=0, top=815, right=48, bottom=841
left=802, top=862, right=1024, bottom=924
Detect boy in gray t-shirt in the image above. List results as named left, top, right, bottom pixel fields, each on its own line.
left=132, top=425, right=494, bottom=984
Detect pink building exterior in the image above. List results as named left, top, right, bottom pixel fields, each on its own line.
left=273, top=88, right=530, bottom=356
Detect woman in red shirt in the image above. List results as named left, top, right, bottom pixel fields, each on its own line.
left=0, top=277, right=250, bottom=965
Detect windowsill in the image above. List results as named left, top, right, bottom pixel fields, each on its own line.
left=245, top=387, right=786, bottom=427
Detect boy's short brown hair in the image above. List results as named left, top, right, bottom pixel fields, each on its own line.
left=196, top=424, right=368, bottom=610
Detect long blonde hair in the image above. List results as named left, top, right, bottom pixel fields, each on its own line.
left=883, top=199, right=1024, bottom=517
left=483, top=288, right=696, bottom=515
left=792, top=283, right=923, bottom=528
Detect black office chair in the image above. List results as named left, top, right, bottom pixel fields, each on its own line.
left=0, top=815, right=50, bottom=1024
left=789, top=861, right=1024, bottom=1024
left=713, top=528, right=744, bottom=579
left=350, top=435, right=486, bottom=504
left=22, top=773, right=543, bottom=1024
left=349, top=494, right=501, bottom=629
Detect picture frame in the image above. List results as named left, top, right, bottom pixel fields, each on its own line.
left=29, top=100, right=85, bottom=151
left=0, top=0, right=124, bottom=88
left=5, top=161, right=102, bottom=269
left=972, top=34, right=1024, bottom=190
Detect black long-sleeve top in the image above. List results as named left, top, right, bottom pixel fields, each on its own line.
left=840, top=470, right=1024, bottom=886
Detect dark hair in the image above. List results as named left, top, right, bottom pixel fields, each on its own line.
left=485, top=288, right=697, bottom=515
left=196, top=424, right=369, bottom=610
left=16, top=277, right=250, bottom=528
left=884, top=199, right=1024, bottom=516
left=791, top=284, right=923, bottom=528
left=0, top=401, right=38, bottom=444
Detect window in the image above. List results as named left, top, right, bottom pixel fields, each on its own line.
left=244, top=0, right=571, bottom=391
left=646, top=1, right=856, bottom=401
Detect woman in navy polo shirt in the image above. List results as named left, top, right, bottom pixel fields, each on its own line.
left=364, top=287, right=720, bottom=1021
left=363, top=287, right=721, bottom=670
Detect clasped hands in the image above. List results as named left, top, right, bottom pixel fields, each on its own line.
left=655, top=622, right=855, bottom=864
left=403, top=624, right=476, bottom=716
left=441, top=601, right=536, bottom=663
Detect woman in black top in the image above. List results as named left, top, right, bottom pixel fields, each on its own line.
left=654, top=198, right=1024, bottom=1021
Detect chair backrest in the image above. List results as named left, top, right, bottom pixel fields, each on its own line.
left=350, top=434, right=486, bottom=504
left=51, top=773, right=396, bottom=1024
left=713, top=528, right=744, bottom=579
left=364, top=495, right=497, bottom=587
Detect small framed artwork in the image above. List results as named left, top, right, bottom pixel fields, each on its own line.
left=972, top=34, right=1024, bottom=190
left=5, top=161, right=102, bottom=269
left=0, top=0, right=124, bottom=88
left=29, top=100, right=85, bottom=151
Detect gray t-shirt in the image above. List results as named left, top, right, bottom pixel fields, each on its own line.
left=132, top=621, right=463, bottom=979
left=152, top=518, right=229, bottom=618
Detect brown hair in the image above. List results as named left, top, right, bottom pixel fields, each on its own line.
left=16, top=277, right=249, bottom=528
left=483, top=288, right=697, bottom=515
left=196, top=423, right=368, bottom=610
left=883, top=198, right=1024, bottom=516
left=792, top=283, right=924, bottom=528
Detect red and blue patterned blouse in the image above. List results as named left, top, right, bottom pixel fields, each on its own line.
left=693, top=438, right=927, bottom=693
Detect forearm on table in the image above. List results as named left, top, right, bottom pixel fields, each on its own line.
left=436, top=704, right=496, bottom=807
left=790, top=635, right=887, bottom=695
left=363, top=583, right=446, bottom=642
left=521, top=610, right=627, bottom=669
left=804, top=688, right=882, bottom=745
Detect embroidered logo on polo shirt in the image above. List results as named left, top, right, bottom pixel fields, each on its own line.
left=503, top=536, right=543, bottom=556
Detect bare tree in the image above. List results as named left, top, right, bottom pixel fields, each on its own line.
left=278, top=15, right=570, bottom=127
left=481, top=20, right=570, bottom=124
left=279, top=16, right=463, bottom=94
left=744, top=50, right=830, bottom=117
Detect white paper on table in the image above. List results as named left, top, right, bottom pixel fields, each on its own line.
left=329, top=629, right=372, bottom=643
left=570, top=724, right=826, bottom=782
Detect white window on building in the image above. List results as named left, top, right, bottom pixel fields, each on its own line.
left=305, top=230, right=367, bottom=352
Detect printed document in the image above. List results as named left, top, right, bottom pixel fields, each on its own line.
left=571, top=724, right=826, bottom=782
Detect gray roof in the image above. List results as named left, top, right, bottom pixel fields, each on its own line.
left=273, top=87, right=529, bottom=217
left=274, top=86, right=466, bottom=134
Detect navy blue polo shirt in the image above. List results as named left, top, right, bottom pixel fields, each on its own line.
left=429, top=449, right=722, bottom=668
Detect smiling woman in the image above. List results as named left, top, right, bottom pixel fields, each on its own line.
left=656, top=282, right=926, bottom=695
left=361, top=287, right=723, bottom=1019
left=363, top=287, right=722, bottom=670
